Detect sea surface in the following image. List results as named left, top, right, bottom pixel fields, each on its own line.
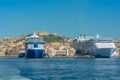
left=0, top=57, right=120, bottom=80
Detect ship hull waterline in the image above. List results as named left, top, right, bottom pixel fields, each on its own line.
left=26, top=49, right=45, bottom=58
left=91, top=48, right=116, bottom=58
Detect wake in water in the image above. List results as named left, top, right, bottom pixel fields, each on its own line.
left=0, top=60, right=31, bottom=80
left=0, top=58, right=120, bottom=80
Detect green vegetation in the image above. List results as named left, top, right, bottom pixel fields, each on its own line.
left=42, top=34, right=64, bottom=43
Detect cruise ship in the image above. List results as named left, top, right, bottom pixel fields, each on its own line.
left=25, top=33, right=45, bottom=58
left=89, top=34, right=119, bottom=58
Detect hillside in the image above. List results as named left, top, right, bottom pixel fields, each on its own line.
left=0, top=30, right=71, bottom=56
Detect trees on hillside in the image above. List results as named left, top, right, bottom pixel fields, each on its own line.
left=42, top=34, right=64, bottom=43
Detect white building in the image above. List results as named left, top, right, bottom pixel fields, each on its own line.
left=46, top=46, right=76, bottom=57
left=76, top=35, right=90, bottom=42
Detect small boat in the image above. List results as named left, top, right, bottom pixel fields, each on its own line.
left=18, top=46, right=25, bottom=58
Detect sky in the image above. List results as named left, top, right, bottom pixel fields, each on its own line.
left=0, top=0, right=120, bottom=39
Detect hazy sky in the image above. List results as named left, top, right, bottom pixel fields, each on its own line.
left=0, top=0, right=120, bottom=39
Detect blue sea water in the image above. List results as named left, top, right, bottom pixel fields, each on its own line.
left=0, top=57, right=120, bottom=80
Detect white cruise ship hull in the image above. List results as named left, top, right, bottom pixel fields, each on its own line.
left=92, top=48, right=116, bottom=58
left=91, top=43, right=119, bottom=58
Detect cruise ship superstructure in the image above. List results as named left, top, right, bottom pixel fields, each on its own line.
left=76, top=34, right=119, bottom=58
left=25, top=33, right=45, bottom=58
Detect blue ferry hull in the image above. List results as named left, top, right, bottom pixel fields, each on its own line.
left=92, top=48, right=115, bottom=58
left=26, top=49, right=45, bottom=58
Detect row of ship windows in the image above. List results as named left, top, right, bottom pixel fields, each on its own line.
left=27, top=44, right=43, bottom=49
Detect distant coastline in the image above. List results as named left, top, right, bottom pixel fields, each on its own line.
left=0, top=30, right=120, bottom=58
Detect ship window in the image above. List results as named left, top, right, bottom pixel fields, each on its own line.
left=34, top=44, right=38, bottom=48
left=26, top=38, right=43, bottom=43
left=28, top=44, right=34, bottom=48
left=38, top=44, right=43, bottom=49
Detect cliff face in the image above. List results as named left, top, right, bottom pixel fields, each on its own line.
left=71, top=41, right=93, bottom=55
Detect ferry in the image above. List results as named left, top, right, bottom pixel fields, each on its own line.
left=25, top=33, right=45, bottom=58
left=89, top=34, right=119, bottom=58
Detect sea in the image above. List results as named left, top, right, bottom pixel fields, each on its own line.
left=0, top=57, right=120, bottom=80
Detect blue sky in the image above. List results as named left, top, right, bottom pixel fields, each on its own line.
left=0, top=0, right=120, bottom=39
